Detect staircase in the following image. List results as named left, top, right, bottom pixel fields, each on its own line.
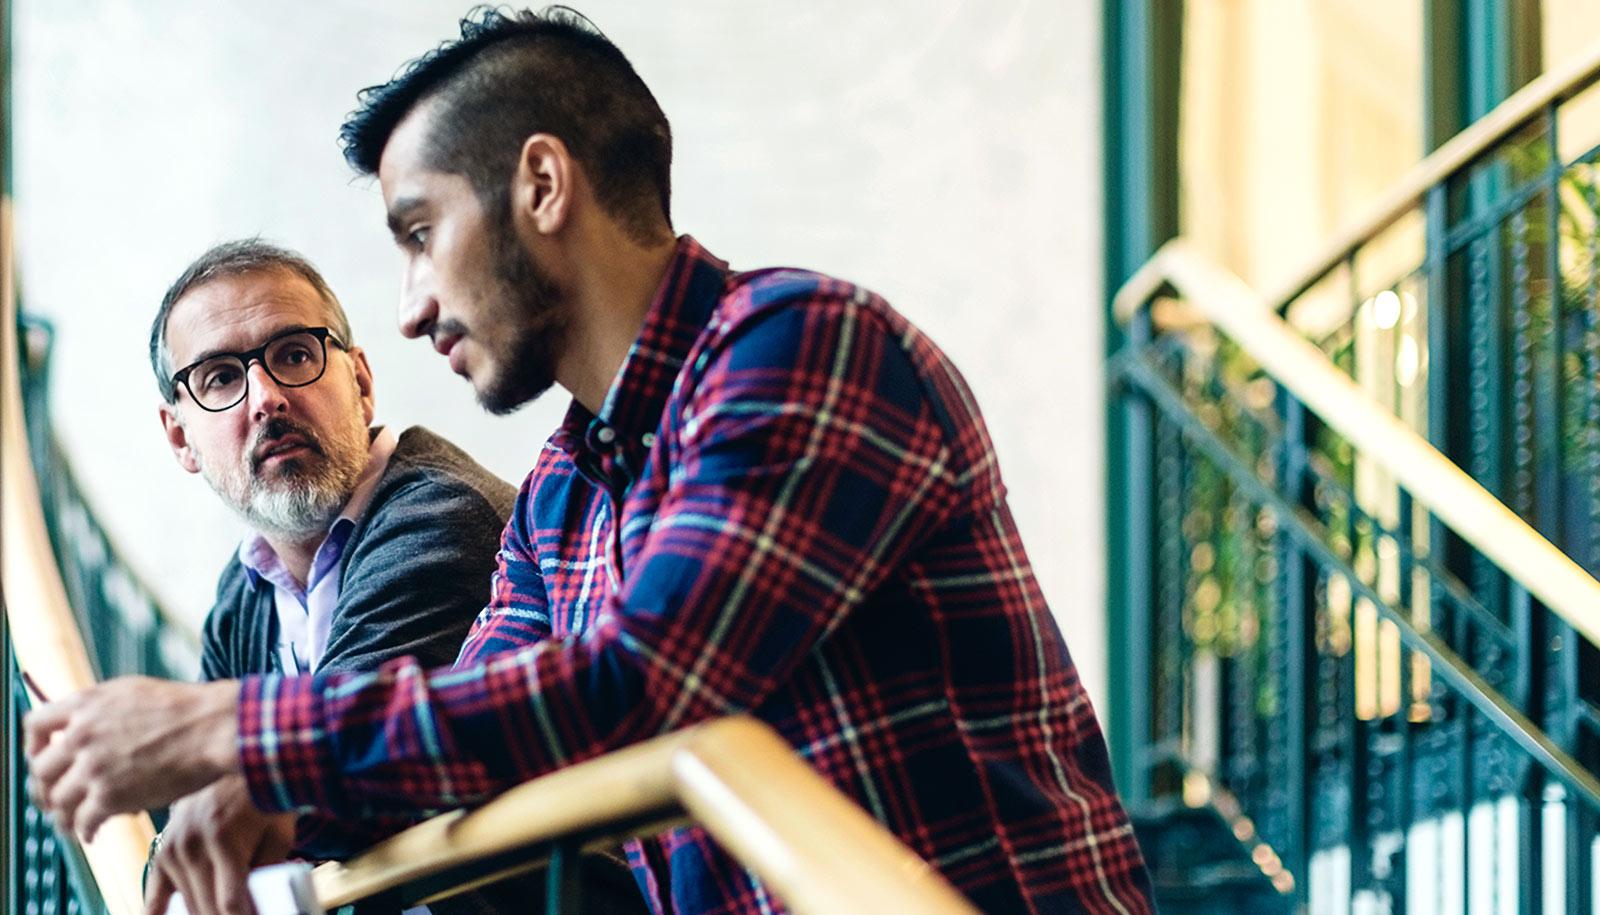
left=3, top=243, right=201, bottom=915
left=1113, top=41, right=1600, bottom=914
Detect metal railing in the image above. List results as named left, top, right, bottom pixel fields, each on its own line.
left=1, top=202, right=160, bottom=915
left=1114, top=240, right=1600, bottom=910
left=1, top=183, right=201, bottom=915
left=1112, top=35, right=1600, bottom=911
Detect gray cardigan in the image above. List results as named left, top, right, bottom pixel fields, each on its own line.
left=199, top=425, right=516, bottom=681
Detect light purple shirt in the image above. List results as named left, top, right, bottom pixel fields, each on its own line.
left=237, top=426, right=398, bottom=674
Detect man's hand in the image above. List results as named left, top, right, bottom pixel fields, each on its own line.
left=24, top=677, right=241, bottom=841
left=145, top=776, right=296, bottom=915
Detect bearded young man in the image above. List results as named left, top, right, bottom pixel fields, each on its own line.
left=143, top=240, right=524, bottom=913
left=27, top=10, right=1154, bottom=914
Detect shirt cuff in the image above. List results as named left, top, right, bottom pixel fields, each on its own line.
left=237, top=673, right=344, bottom=815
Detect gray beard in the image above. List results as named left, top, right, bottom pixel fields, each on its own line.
left=239, top=466, right=351, bottom=540
left=197, top=440, right=367, bottom=542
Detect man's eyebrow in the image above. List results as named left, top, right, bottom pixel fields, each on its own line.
left=386, top=196, right=426, bottom=239
left=177, top=323, right=316, bottom=372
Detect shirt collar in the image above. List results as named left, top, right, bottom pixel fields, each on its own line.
left=238, top=425, right=399, bottom=588
left=552, top=235, right=728, bottom=458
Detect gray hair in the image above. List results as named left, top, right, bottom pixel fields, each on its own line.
left=151, top=239, right=354, bottom=402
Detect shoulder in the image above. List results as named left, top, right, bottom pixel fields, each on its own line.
left=700, top=268, right=926, bottom=370
left=372, top=426, right=517, bottom=520
left=690, top=265, right=1000, bottom=499
left=687, top=268, right=939, bottom=413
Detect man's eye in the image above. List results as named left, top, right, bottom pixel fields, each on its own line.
left=408, top=227, right=431, bottom=250
left=202, top=369, right=239, bottom=391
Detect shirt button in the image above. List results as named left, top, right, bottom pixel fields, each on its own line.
left=596, top=426, right=617, bottom=444
left=641, top=433, right=657, bottom=448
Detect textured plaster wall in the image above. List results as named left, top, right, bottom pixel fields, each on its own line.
left=13, top=1, right=1110, bottom=716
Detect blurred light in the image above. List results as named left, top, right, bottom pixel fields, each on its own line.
left=1183, top=772, right=1211, bottom=808
left=1396, top=335, right=1421, bottom=386
left=1373, top=290, right=1402, bottom=329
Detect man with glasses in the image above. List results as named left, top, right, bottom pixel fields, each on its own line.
left=142, top=239, right=519, bottom=915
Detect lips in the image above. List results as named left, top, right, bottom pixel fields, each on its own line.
left=434, top=331, right=468, bottom=375
left=253, top=433, right=315, bottom=468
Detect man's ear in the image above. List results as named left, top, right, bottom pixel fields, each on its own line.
left=158, top=402, right=201, bottom=474
left=350, top=347, right=376, bottom=426
left=512, top=133, right=573, bottom=236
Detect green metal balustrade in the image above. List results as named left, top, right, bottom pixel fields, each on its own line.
left=1114, top=60, right=1600, bottom=914
left=4, top=315, right=201, bottom=915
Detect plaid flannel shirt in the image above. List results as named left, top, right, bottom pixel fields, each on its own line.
left=238, top=236, right=1152, bottom=914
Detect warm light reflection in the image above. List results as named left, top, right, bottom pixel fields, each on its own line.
left=1373, top=290, right=1402, bottom=329
left=1396, top=335, right=1421, bottom=387
left=1378, top=619, right=1402, bottom=719
left=1355, top=597, right=1379, bottom=720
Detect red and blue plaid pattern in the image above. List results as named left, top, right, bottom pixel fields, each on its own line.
left=238, top=237, right=1152, bottom=914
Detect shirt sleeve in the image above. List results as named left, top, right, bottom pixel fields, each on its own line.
left=237, top=299, right=964, bottom=817
left=453, top=473, right=554, bottom=667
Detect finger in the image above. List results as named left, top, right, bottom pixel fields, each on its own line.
left=146, top=862, right=176, bottom=915
left=166, top=834, right=218, bottom=915
left=27, top=738, right=76, bottom=805
left=25, top=773, right=51, bottom=814
left=22, top=701, right=71, bottom=756
left=73, top=790, right=109, bottom=845
left=44, top=769, right=89, bottom=830
left=209, top=842, right=255, bottom=915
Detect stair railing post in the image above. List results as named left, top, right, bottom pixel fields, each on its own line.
left=1123, top=304, right=1156, bottom=808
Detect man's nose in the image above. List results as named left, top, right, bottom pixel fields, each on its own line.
left=245, top=360, right=288, bottom=420
left=398, top=266, right=439, bottom=340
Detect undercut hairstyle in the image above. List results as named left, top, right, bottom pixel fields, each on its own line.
left=339, top=5, right=673, bottom=243
left=151, top=239, right=353, bottom=402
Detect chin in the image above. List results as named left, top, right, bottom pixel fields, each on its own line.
left=476, top=369, right=553, bottom=416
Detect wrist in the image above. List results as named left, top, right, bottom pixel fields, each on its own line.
left=200, top=680, right=243, bottom=781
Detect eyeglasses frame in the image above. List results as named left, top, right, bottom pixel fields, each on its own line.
left=170, top=325, right=349, bottom=413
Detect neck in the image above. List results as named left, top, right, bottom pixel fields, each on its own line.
left=554, top=223, right=679, bottom=414
left=261, top=531, right=322, bottom=589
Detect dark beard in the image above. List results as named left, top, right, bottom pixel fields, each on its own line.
left=478, top=214, right=566, bottom=415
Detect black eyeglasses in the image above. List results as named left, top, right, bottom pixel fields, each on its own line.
left=171, top=326, right=348, bottom=412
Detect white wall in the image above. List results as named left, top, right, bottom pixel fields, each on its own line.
left=13, top=1, right=1110, bottom=716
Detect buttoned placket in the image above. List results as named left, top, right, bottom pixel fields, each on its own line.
left=579, top=422, right=633, bottom=591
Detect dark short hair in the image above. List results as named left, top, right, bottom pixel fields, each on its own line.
left=339, top=5, right=673, bottom=242
left=151, top=239, right=353, bottom=402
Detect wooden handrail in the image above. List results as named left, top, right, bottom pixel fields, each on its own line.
left=1114, top=239, right=1600, bottom=652
left=311, top=716, right=977, bottom=914
left=0, top=201, right=157, bottom=915
left=1261, top=36, right=1600, bottom=311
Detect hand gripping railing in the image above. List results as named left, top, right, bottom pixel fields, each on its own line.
left=310, top=715, right=979, bottom=915
left=1, top=200, right=157, bottom=915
